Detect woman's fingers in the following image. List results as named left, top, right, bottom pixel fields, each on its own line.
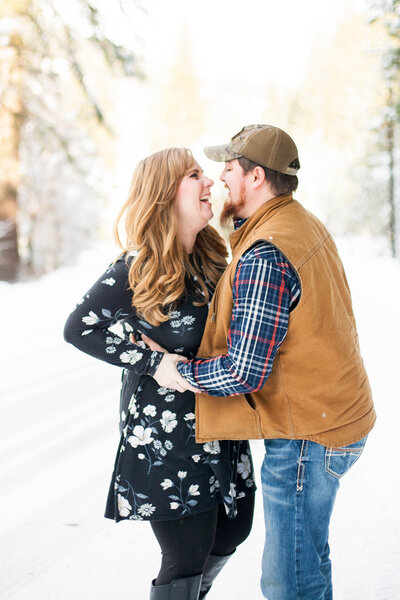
left=141, top=334, right=167, bottom=353
left=129, top=332, right=167, bottom=353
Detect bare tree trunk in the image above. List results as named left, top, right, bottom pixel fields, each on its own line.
left=0, top=33, right=23, bottom=282
left=386, top=88, right=396, bottom=258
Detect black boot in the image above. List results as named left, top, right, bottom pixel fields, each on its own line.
left=150, top=574, right=202, bottom=599
left=198, top=551, right=235, bottom=599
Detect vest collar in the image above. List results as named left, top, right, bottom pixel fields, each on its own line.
left=229, top=193, right=293, bottom=253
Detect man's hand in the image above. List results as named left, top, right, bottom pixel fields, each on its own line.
left=153, top=353, right=201, bottom=393
left=129, top=332, right=201, bottom=394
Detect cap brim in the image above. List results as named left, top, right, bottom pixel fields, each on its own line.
left=203, top=143, right=242, bottom=162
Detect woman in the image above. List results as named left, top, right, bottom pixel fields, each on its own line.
left=64, top=148, right=256, bottom=599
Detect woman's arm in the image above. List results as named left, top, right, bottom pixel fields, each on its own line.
left=63, top=256, right=163, bottom=377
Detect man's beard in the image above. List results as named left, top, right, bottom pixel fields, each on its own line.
left=219, top=184, right=247, bottom=227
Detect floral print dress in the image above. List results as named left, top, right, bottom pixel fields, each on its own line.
left=64, top=254, right=256, bottom=522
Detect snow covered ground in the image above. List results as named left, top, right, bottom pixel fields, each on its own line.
left=1, top=239, right=399, bottom=600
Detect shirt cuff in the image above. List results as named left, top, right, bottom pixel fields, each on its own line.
left=176, top=359, right=189, bottom=377
left=146, top=350, right=164, bottom=377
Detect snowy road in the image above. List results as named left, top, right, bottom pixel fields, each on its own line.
left=1, top=242, right=399, bottom=599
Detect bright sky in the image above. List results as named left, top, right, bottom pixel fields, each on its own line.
left=142, top=0, right=370, bottom=88
left=103, top=0, right=374, bottom=212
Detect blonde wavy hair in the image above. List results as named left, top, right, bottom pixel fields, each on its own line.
left=115, top=148, right=228, bottom=325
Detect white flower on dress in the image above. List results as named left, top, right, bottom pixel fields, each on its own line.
left=138, top=453, right=145, bottom=459
left=228, top=483, right=237, bottom=498
left=181, top=315, right=195, bottom=326
left=153, top=440, right=162, bottom=449
left=169, top=311, right=180, bottom=319
left=108, top=321, right=125, bottom=338
left=124, top=322, right=133, bottom=332
left=82, top=311, right=99, bottom=325
left=120, top=349, right=143, bottom=365
left=106, top=336, right=114, bottom=344
left=161, top=479, right=173, bottom=490
left=137, top=503, right=156, bottom=517
left=170, top=320, right=181, bottom=328
left=164, top=440, right=173, bottom=450
left=160, top=410, right=177, bottom=433
left=117, top=494, right=132, bottom=517
left=178, top=471, right=187, bottom=479
left=184, top=413, right=195, bottom=421
left=106, top=346, right=116, bottom=354
left=157, top=387, right=175, bottom=396
left=170, top=502, right=179, bottom=510
left=188, top=484, right=200, bottom=496
left=237, top=454, right=251, bottom=479
left=101, top=277, right=116, bottom=286
left=192, top=455, right=201, bottom=463
left=165, top=394, right=175, bottom=403
left=143, top=404, right=156, bottom=417
left=127, top=425, right=154, bottom=448
left=203, top=441, right=221, bottom=455
left=128, top=395, right=139, bottom=418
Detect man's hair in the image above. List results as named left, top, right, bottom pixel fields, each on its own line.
left=238, top=156, right=298, bottom=196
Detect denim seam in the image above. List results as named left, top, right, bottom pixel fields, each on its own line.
left=296, top=440, right=307, bottom=492
left=294, top=440, right=309, bottom=598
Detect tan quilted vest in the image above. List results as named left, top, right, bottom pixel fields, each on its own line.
left=195, top=194, right=375, bottom=447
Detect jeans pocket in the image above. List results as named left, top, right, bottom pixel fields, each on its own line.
left=325, top=435, right=368, bottom=479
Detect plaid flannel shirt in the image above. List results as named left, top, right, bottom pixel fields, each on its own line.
left=177, top=220, right=301, bottom=396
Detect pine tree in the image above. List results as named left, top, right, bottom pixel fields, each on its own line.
left=0, top=0, right=144, bottom=281
left=370, top=0, right=400, bottom=256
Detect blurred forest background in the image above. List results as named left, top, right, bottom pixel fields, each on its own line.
left=0, top=0, right=399, bottom=282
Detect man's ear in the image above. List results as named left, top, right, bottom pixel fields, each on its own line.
left=250, top=166, right=266, bottom=190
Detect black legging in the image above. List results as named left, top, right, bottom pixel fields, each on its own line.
left=150, top=494, right=255, bottom=585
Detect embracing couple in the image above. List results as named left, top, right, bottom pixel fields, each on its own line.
left=64, top=124, right=376, bottom=599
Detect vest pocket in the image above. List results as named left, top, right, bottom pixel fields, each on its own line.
left=324, top=435, right=368, bottom=479
left=244, top=393, right=256, bottom=410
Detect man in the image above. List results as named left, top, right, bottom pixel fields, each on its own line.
left=147, top=124, right=376, bottom=599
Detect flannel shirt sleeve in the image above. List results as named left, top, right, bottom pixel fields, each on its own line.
left=177, top=243, right=300, bottom=396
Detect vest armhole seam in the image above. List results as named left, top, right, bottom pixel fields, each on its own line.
left=297, top=231, right=331, bottom=269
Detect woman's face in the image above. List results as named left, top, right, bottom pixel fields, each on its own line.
left=175, top=160, right=214, bottom=235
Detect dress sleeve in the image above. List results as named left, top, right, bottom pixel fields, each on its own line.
left=63, top=256, right=163, bottom=376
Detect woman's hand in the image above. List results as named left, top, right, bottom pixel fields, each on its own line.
left=129, top=333, right=167, bottom=353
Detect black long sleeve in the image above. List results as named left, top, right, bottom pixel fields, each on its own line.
left=63, top=256, right=163, bottom=377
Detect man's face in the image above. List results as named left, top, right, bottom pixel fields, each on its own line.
left=219, top=159, right=248, bottom=225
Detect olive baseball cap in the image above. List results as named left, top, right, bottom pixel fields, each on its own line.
left=204, top=124, right=300, bottom=176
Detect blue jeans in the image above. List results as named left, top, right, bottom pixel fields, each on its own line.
left=261, top=436, right=368, bottom=600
